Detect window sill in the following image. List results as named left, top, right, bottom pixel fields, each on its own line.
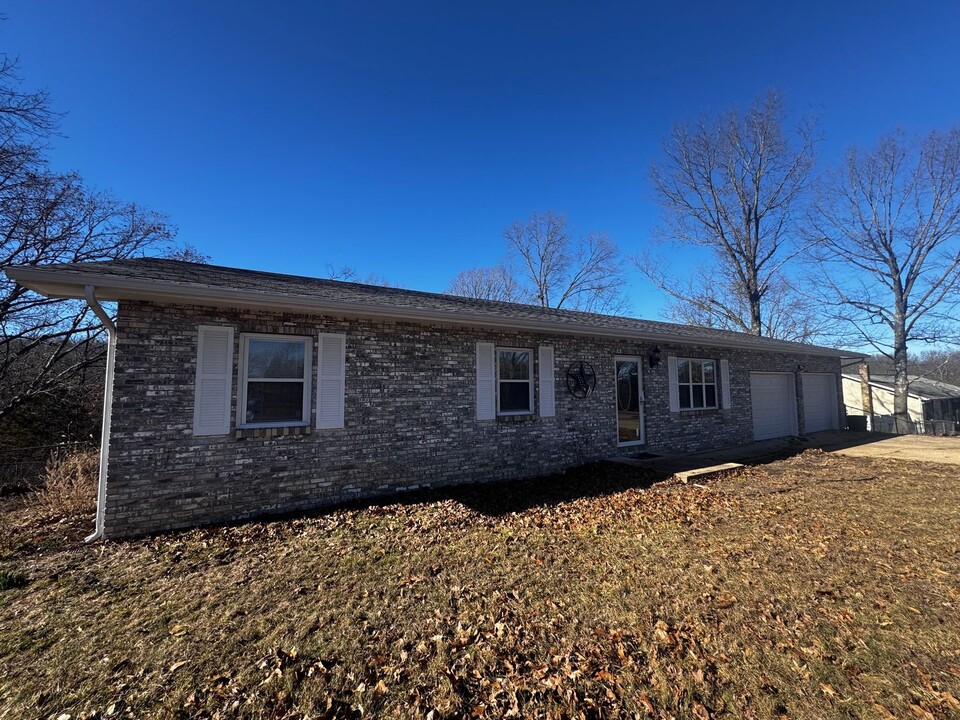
left=497, top=414, right=538, bottom=423
left=676, top=408, right=723, bottom=417
left=235, top=425, right=312, bottom=440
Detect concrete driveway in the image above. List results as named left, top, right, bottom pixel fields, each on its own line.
left=813, top=431, right=960, bottom=465
left=616, top=430, right=960, bottom=481
left=620, top=431, right=960, bottom=479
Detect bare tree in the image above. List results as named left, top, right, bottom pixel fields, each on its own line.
left=866, top=347, right=960, bottom=387
left=914, top=348, right=960, bottom=386
left=164, top=244, right=210, bottom=263
left=643, top=255, right=828, bottom=342
left=325, top=264, right=398, bottom=288
left=0, top=55, right=59, bottom=139
left=449, top=211, right=627, bottom=313
left=808, top=129, right=960, bottom=422
left=447, top=264, right=519, bottom=302
left=505, top=211, right=626, bottom=313
left=639, top=91, right=819, bottom=339
left=0, top=56, right=174, bottom=423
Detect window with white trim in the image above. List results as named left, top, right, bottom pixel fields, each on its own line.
left=239, top=334, right=312, bottom=427
left=676, top=358, right=717, bottom=410
left=496, top=347, right=534, bottom=415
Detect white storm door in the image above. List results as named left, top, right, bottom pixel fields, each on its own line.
left=616, top=357, right=644, bottom=446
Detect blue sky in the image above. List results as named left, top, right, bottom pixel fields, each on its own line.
left=6, top=1, right=960, bottom=318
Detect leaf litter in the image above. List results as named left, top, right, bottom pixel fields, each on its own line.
left=1, top=450, right=959, bottom=718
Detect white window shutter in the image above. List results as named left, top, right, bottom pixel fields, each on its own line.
left=538, top=346, right=556, bottom=417
left=720, top=359, right=732, bottom=409
left=193, top=325, right=234, bottom=436
left=667, top=356, right=680, bottom=413
left=476, top=342, right=496, bottom=420
left=317, top=334, right=346, bottom=429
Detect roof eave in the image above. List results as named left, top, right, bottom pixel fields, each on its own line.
left=840, top=374, right=947, bottom=400
left=4, top=265, right=859, bottom=358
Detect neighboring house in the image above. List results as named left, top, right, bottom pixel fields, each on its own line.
left=842, top=373, right=960, bottom=432
left=6, top=259, right=854, bottom=538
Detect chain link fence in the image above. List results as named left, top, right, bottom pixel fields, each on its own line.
left=870, top=415, right=960, bottom=436
left=0, top=441, right=96, bottom=494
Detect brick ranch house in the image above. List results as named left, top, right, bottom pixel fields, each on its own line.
left=7, top=258, right=853, bottom=539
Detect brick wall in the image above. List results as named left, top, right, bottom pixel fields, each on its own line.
left=104, top=301, right=843, bottom=537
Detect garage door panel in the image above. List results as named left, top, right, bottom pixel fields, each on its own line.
left=803, top=373, right=838, bottom=432
left=750, top=373, right=796, bottom=441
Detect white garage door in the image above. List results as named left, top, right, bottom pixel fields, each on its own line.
left=802, top=373, right=839, bottom=433
left=750, top=373, right=797, bottom=440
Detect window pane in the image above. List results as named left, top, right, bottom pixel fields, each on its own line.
left=248, top=339, right=305, bottom=379
left=705, top=385, right=717, bottom=407
left=499, top=382, right=531, bottom=412
left=498, top=351, right=530, bottom=380
left=703, top=361, right=716, bottom=383
left=679, top=384, right=691, bottom=409
left=246, top=381, right=304, bottom=423
left=677, top=359, right=690, bottom=383
left=691, top=360, right=703, bottom=383
left=693, top=384, right=704, bottom=408
left=616, top=361, right=640, bottom=412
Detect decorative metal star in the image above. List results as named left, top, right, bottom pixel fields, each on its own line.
left=566, top=361, right=597, bottom=398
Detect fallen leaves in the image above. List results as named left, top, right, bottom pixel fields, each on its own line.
left=2, top=452, right=960, bottom=719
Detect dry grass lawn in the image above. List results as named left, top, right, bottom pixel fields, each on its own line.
left=1, top=449, right=959, bottom=719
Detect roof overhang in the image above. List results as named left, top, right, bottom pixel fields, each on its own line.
left=6, top=265, right=860, bottom=358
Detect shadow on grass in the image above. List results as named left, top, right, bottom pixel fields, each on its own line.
left=418, top=461, right=660, bottom=517
left=298, top=461, right=661, bottom=520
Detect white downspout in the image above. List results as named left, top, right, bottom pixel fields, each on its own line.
left=83, top=285, right=116, bottom=542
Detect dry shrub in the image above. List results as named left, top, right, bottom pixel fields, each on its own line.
left=32, top=448, right=98, bottom=517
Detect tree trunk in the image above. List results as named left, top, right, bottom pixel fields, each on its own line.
left=749, top=289, right=762, bottom=335
left=859, top=360, right=874, bottom=425
left=892, top=320, right=910, bottom=433
left=748, top=266, right=762, bottom=335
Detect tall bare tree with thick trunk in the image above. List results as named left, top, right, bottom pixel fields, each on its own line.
left=640, top=252, right=829, bottom=342
left=808, top=129, right=960, bottom=423
left=505, top=211, right=626, bottom=313
left=639, top=91, right=819, bottom=339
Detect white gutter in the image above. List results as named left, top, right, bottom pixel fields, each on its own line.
left=83, top=285, right=116, bottom=542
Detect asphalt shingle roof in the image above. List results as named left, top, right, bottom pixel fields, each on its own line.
left=8, top=257, right=854, bottom=356
left=859, top=374, right=960, bottom=400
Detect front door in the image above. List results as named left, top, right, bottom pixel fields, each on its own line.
left=616, top=357, right=644, bottom=445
